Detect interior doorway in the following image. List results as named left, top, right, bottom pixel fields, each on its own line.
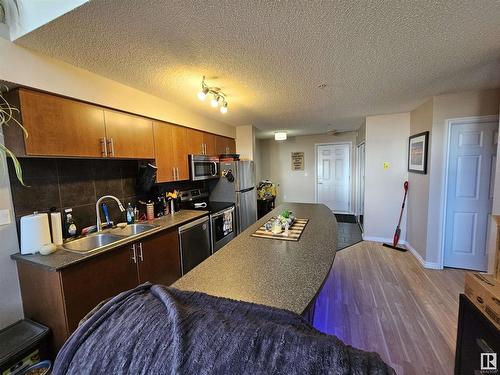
left=315, top=143, right=351, bottom=213
left=356, top=142, right=365, bottom=229
left=443, top=117, right=498, bottom=271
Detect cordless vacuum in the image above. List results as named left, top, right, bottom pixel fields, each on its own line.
left=383, top=181, right=409, bottom=252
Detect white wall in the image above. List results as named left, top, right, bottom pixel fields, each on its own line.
left=0, top=127, right=23, bottom=328
left=235, top=125, right=256, bottom=161
left=0, top=38, right=235, bottom=138
left=407, top=99, right=433, bottom=260
left=364, top=113, right=410, bottom=242
left=258, top=132, right=357, bottom=208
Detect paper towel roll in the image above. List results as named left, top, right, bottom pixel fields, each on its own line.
left=20, top=212, right=52, bottom=255
left=50, top=212, right=63, bottom=246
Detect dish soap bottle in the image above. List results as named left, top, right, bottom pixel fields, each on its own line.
left=126, top=203, right=135, bottom=224
left=64, top=208, right=77, bottom=239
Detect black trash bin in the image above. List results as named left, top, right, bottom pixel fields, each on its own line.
left=0, top=319, right=50, bottom=374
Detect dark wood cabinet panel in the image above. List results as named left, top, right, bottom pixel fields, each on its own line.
left=16, top=262, right=68, bottom=356
left=215, top=135, right=236, bottom=155
left=137, top=229, right=181, bottom=285
left=104, top=110, right=154, bottom=159
left=17, top=89, right=106, bottom=157
left=60, top=246, right=139, bottom=332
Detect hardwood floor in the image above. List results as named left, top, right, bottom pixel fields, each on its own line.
left=313, top=241, right=465, bottom=374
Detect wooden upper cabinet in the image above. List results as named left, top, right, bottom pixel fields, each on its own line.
left=186, top=128, right=204, bottom=155
left=215, top=135, right=236, bottom=155
left=171, top=125, right=189, bottom=180
left=103, top=110, right=154, bottom=159
left=153, top=121, right=175, bottom=183
left=203, top=133, right=216, bottom=155
left=153, top=121, right=189, bottom=182
left=14, top=89, right=106, bottom=157
left=137, top=229, right=181, bottom=286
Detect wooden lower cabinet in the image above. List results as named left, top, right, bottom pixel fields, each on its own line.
left=16, top=228, right=181, bottom=356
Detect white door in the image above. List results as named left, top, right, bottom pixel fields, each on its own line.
left=444, top=120, right=497, bottom=271
left=356, top=143, right=365, bottom=228
left=316, top=144, right=350, bottom=212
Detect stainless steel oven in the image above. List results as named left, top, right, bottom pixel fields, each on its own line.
left=210, top=205, right=235, bottom=253
left=189, top=155, right=219, bottom=181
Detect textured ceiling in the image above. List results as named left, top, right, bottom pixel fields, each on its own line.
left=15, top=1, right=500, bottom=137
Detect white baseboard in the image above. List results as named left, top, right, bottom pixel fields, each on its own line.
left=405, top=242, right=442, bottom=270
left=362, top=236, right=442, bottom=270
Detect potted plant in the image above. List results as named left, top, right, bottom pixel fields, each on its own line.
left=0, top=86, right=27, bottom=185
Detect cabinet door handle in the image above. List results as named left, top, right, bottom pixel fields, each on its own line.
left=100, top=137, right=108, bottom=157
left=138, top=242, right=144, bottom=261
left=107, top=137, right=115, bottom=157
left=172, top=167, right=176, bottom=180
left=176, top=167, right=179, bottom=180
left=131, top=244, right=137, bottom=263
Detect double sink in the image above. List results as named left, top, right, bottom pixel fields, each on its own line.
left=62, top=223, right=158, bottom=254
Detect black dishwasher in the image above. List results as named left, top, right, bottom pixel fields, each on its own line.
left=178, top=215, right=211, bottom=275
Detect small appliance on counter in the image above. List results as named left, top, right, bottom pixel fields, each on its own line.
left=189, top=155, right=219, bottom=181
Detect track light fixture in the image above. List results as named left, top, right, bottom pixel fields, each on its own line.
left=197, top=76, right=229, bottom=114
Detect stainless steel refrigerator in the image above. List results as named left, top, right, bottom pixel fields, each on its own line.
left=209, top=160, right=257, bottom=234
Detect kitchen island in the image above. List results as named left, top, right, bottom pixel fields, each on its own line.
left=174, top=202, right=337, bottom=315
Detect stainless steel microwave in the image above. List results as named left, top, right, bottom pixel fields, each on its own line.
left=189, top=155, right=219, bottom=181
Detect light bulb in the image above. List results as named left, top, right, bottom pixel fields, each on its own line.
left=197, top=87, right=209, bottom=101
left=220, top=102, right=228, bottom=114
left=211, top=96, right=219, bottom=108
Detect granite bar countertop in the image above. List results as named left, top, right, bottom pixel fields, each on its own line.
left=11, top=210, right=208, bottom=271
left=173, top=203, right=337, bottom=315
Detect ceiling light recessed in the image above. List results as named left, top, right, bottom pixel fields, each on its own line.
left=274, top=132, right=287, bottom=141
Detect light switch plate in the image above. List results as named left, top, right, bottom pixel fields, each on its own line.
left=0, top=209, right=11, bottom=226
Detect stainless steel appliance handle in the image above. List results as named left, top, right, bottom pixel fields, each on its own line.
left=178, top=215, right=209, bottom=233
left=138, top=242, right=144, bottom=261
left=131, top=244, right=137, bottom=263
left=212, top=161, right=218, bottom=176
left=211, top=206, right=235, bottom=219
left=101, top=137, right=108, bottom=157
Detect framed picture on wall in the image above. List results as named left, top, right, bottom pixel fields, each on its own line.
left=408, top=131, right=429, bottom=174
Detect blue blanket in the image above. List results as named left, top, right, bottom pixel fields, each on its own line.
left=53, top=283, right=394, bottom=374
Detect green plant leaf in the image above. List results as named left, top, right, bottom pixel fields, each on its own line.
left=0, top=143, right=27, bottom=186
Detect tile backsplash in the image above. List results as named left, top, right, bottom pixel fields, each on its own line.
left=8, top=158, right=143, bottom=235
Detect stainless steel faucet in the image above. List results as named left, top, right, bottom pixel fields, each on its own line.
left=96, top=195, right=125, bottom=232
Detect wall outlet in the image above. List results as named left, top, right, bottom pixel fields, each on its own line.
left=0, top=209, right=11, bottom=226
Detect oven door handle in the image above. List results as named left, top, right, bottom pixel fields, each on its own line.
left=211, top=207, right=235, bottom=219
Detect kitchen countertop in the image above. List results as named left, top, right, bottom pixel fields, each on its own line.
left=11, top=210, right=208, bottom=271
left=173, top=203, right=337, bottom=315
